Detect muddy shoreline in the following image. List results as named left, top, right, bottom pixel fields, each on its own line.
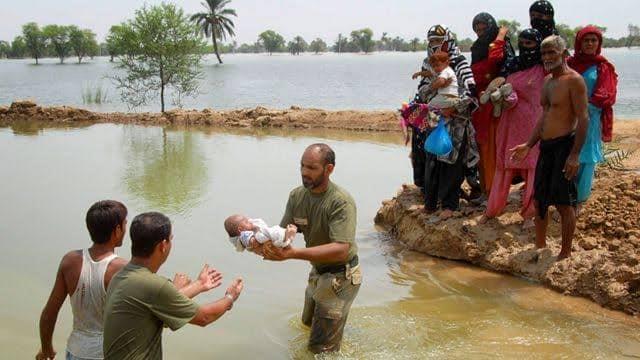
left=0, top=100, right=400, bottom=132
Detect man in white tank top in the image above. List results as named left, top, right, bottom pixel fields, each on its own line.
left=36, top=200, right=129, bottom=360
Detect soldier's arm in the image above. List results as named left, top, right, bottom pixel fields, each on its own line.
left=285, top=242, right=350, bottom=263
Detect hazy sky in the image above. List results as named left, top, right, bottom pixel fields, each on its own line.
left=1, top=0, right=638, bottom=44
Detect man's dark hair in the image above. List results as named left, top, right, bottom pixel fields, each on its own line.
left=130, top=212, right=172, bottom=258
left=306, top=143, right=335, bottom=166
left=85, top=200, right=128, bottom=244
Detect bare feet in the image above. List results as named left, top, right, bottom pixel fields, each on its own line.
left=522, top=218, right=535, bottom=230
left=478, top=214, right=490, bottom=224
left=440, top=209, right=454, bottom=220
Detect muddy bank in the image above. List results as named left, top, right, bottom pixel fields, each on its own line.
left=375, top=169, right=640, bottom=315
left=0, top=100, right=399, bottom=132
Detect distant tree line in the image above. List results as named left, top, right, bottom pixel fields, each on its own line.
left=2, top=19, right=639, bottom=62
left=203, top=23, right=640, bottom=55
left=0, top=22, right=99, bottom=63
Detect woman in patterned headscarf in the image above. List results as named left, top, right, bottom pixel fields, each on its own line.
left=481, top=29, right=546, bottom=226
left=529, top=0, right=558, bottom=39
left=567, top=25, right=618, bottom=208
left=410, top=24, right=478, bottom=193
left=469, top=13, right=510, bottom=196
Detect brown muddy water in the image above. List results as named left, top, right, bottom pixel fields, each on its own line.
left=0, top=123, right=638, bottom=359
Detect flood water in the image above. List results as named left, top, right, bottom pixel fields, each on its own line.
left=1, top=49, right=639, bottom=119
left=1, top=123, right=639, bottom=359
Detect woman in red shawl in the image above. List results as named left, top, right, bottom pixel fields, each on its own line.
left=567, top=25, right=618, bottom=207
left=470, top=13, right=510, bottom=196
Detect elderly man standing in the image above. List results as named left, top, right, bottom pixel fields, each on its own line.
left=511, top=36, right=588, bottom=259
left=262, top=143, right=361, bottom=354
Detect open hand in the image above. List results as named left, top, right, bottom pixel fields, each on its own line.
left=510, top=144, right=530, bottom=162
left=197, top=264, right=223, bottom=292
left=262, top=241, right=294, bottom=261
left=172, top=273, right=192, bottom=290
left=225, top=278, right=244, bottom=301
left=563, top=154, right=580, bottom=180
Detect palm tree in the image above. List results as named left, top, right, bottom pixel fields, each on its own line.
left=190, top=0, right=237, bottom=64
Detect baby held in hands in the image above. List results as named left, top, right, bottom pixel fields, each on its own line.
left=224, top=214, right=297, bottom=252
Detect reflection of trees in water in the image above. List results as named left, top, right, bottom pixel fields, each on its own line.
left=123, top=126, right=208, bottom=215
left=1, top=121, right=93, bottom=136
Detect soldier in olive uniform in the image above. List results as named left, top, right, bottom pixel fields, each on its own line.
left=262, top=143, right=361, bottom=354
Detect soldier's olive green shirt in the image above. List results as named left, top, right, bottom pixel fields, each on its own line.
left=103, top=263, right=198, bottom=360
left=280, top=181, right=358, bottom=267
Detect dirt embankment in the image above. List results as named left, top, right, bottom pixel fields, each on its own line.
left=375, top=169, right=640, bottom=315
left=0, top=100, right=399, bottom=132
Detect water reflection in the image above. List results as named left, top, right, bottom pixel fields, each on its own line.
left=0, top=120, right=93, bottom=136
left=122, top=126, right=208, bottom=215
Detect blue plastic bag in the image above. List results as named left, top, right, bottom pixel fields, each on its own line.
left=424, top=117, right=453, bottom=156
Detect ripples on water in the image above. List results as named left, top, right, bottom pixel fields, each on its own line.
left=0, top=124, right=639, bottom=359
left=0, top=49, right=639, bottom=118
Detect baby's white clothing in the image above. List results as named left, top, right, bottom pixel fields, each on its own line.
left=229, top=218, right=291, bottom=252
left=435, top=67, right=459, bottom=97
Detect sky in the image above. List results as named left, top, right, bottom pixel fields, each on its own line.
left=1, top=0, right=638, bottom=44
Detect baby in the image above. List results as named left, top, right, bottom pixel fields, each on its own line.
left=224, top=214, right=297, bottom=252
left=426, top=51, right=460, bottom=111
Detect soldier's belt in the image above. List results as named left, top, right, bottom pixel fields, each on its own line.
left=315, top=255, right=359, bottom=275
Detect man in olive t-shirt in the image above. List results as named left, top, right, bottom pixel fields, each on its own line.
left=103, top=212, right=244, bottom=360
left=262, top=143, right=361, bottom=354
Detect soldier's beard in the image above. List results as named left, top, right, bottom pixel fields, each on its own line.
left=544, top=58, right=563, bottom=72
left=302, top=173, right=326, bottom=189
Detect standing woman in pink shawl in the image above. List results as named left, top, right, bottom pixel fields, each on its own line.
left=567, top=25, right=618, bottom=209
left=481, top=29, right=545, bottom=227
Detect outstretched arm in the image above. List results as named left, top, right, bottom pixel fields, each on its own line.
left=179, top=264, right=222, bottom=299
left=262, top=241, right=349, bottom=263
left=190, top=278, right=243, bottom=327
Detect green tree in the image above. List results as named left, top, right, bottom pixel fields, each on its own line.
left=497, top=19, right=521, bottom=48
left=111, top=3, right=207, bottom=112
left=0, top=40, right=10, bottom=58
left=378, top=32, right=391, bottom=51
left=309, top=38, right=327, bottom=54
left=390, top=36, right=406, bottom=51
left=22, top=22, right=46, bottom=64
left=410, top=37, right=421, bottom=52
left=350, top=28, right=375, bottom=53
left=288, top=36, right=307, bottom=55
left=190, top=0, right=237, bottom=64
left=258, top=30, right=285, bottom=55
left=105, top=24, right=129, bottom=62
left=11, top=36, right=27, bottom=58
left=457, top=37, right=474, bottom=52
left=332, top=33, right=348, bottom=53
left=69, top=27, right=97, bottom=63
left=627, top=24, right=640, bottom=47
left=43, top=25, right=71, bottom=63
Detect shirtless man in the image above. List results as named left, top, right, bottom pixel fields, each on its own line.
left=511, top=35, right=588, bottom=259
